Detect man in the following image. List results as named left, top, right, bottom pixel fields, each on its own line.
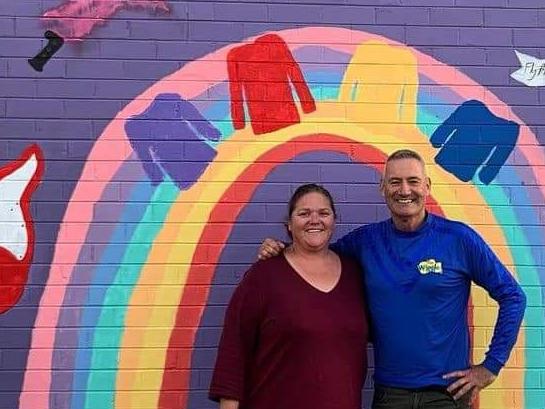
left=258, top=149, right=526, bottom=409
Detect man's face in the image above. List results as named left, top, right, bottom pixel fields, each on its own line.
left=380, top=158, right=431, bottom=226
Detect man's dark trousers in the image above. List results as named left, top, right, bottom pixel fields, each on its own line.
left=372, top=385, right=471, bottom=409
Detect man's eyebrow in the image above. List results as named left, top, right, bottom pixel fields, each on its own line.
left=387, top=176, right=422, bottom=182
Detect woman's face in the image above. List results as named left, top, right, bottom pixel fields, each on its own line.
left=288, top=191, right=335, bottom=252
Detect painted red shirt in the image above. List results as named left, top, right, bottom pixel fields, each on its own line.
left=210, top=254, right=368, bottom=409
left=227, top=34, right=316, bottom=135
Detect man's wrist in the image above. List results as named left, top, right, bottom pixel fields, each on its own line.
left=481, top=356, right=503, bottom=375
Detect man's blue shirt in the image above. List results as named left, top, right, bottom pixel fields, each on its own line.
left=332, top=213, right=526, bottom=388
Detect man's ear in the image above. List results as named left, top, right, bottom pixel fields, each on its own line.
left=379, top=178, right=385, bottom=196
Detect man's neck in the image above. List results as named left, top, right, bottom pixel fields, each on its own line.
left=392, top=213, right=427, bottom=232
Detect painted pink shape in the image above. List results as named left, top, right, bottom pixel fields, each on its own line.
left=43, top=0, right=170, bottom=40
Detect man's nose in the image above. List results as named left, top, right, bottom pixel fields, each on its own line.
left=399, top=181, right=411, bottom=195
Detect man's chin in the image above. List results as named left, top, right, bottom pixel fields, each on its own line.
left=391, top=210, right=422, bottom=221
left=392, top=208, right=416, bottom=216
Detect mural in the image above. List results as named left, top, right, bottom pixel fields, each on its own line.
left=338, top=40, right=417, bottom=128
left=227, top=33, right=316, bottom=134
left=125, top=93, right=220, bottom=190
left=16, top=26, right=543, bottom=409
left=28, top=30, right=65, bottom=72
left=512, top=51, right=545, bottom=87
left=2, top=2, right=545, bottom=409
left=42, top=0, right=170, bottom=40
left=431, top=99, right=519, bottom=185
left=0, top=145, right=43, bottom=314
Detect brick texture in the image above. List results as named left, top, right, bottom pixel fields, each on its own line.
left=1, top=2, right=543, bottom=409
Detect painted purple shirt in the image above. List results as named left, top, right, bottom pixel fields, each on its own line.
left=125, top=93, right=220, bottom=190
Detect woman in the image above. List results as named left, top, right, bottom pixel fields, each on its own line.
left=209, top=184, right=369, bottom=409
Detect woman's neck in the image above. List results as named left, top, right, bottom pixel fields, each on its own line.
left=287, top=243, right=330, bottom=259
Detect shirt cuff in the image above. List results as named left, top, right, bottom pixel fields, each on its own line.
left=482, top=356, right=503, bottom=376
left=209, top=385, right=242, bottom=403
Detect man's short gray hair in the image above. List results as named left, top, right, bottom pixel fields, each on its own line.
left=386, top=149, right=425, bottom=164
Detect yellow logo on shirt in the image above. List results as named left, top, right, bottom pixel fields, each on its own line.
left=418, top=259, right=443, bottom=275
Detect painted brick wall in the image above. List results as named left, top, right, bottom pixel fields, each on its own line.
left=1, top=1, right=544, bottom=408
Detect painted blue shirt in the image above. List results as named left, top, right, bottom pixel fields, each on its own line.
left=332, top=213, right=526, bottom=389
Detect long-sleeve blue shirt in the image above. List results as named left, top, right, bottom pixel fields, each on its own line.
left=332, top=213, right=526, bottom=388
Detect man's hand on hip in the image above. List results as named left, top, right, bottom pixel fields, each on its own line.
left=443, top=364, right=496, bottom=402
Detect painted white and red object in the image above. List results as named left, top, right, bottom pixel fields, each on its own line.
left=0, top=145, right=44, bottom=314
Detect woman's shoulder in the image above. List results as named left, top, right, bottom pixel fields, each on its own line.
left=338, top=253, right=363, bottom=284
left=338, top=253, right=361, bottom=271
left=240, top=255, right=288, bottom=286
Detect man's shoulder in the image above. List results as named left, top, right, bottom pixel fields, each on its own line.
left=349, top=220, right=386, bottom=235
left=431, top=214, right=481, bottom=246
left=432, top=214, right=474, bottom=235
